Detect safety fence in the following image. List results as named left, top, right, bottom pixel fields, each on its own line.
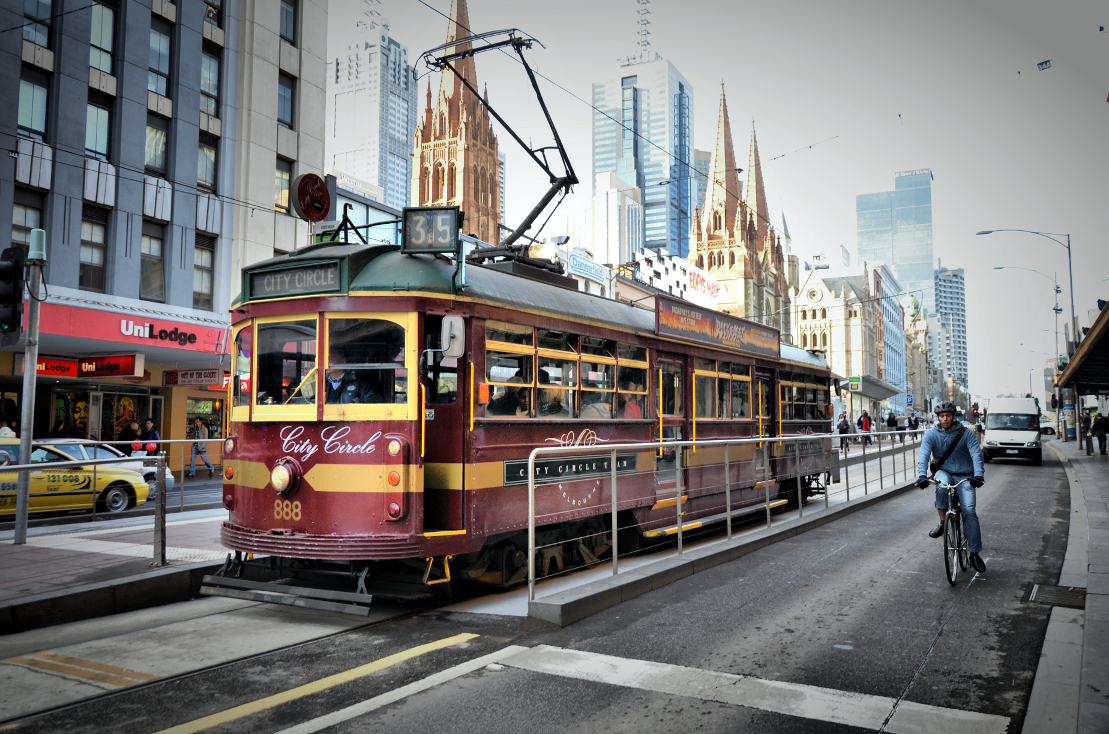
left=86, top=438, right=224, bottom=511
left=526, top=429, right=929, bottom=601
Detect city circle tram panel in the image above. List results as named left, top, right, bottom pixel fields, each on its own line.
left=504, top=453, right=639, bottom=486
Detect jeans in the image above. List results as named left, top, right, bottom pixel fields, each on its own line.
left=933, top=471, right=982, bottom=553
left=189, top=444, right=213, bottom=474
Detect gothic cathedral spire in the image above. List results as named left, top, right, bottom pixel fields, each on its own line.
left=701, top=86, right=740, bottom=240
left=746, top=122, right=769, bottom=249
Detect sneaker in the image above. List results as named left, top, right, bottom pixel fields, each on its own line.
left=928, top=524, right=944, bottom=538
left=209, top=468, right=214, bottom=476
left=970, top=553, right=986, bottom=573
left=186, top=473, right=195, bottom=477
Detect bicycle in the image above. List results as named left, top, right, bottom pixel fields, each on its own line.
left=932, top=477, right=970, bottom=585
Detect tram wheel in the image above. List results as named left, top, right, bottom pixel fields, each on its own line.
left=100, top=484, right=133, bottom=513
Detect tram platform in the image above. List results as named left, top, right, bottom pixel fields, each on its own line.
left=0, top=510, right=227, bottom=634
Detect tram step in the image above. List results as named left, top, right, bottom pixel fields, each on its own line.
left=201, top=575, right=375, bottom=605
left=200, top=586, right=372, bottom=616
left=643, top=499, right=788, bottom=538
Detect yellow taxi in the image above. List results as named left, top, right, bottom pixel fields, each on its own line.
left=0, top=438, right=149, bottom=515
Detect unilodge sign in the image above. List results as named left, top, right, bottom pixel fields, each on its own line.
left=655, top=294, right=780, bottom=359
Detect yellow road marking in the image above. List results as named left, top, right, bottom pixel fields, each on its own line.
left=33, top=651, right=160, bottom=681
left=154, top=633, right=479, bottom=734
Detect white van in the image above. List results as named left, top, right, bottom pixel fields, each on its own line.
left=983, top=397, right=1042, bottom=466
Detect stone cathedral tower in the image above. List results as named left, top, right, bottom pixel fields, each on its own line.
left=690, top=87, right=791, bottom=339
left=411, top=0, right=502, bottom=244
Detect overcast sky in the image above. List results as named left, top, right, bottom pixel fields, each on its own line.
left=330, top=0, right=1108, bottom=401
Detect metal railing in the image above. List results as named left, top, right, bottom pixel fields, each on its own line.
left=3, top=453, right=170, bottom=565
left=526, top=429, right=929, bottom=601
left=78, top=438, right=224, bottom=510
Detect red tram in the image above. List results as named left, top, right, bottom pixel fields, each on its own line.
left=221, top=219, right=835, bottom=590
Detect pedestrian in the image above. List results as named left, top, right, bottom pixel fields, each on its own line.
left=1081, top=411, right=1092, bottom=439
left=118, top=421, right=140, bottom=456
left=897, top=412, right=907, bottom=443
left=140, top=418, right=160, bottom=455
left=188, top=417, right=214, bottom=477
left=838, top=412, right=851, bottom=453
left=886, top=411, right=897, bottom=439
left=857, top=410, right=873, bottom=445
left=1091, top=413, right=1108, bottom=457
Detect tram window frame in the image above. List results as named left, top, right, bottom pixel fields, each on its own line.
left=484, top=342, right=534, bottom=419
left=616, top=345, right=648, bottom=420
left=231, top=322, right=252, bottom=422
left=424, top=315, right=459, bottom=405
left=537, top=350, right=577, bottom=419
left=322, top=311, right=415, bottom=421
left=252, top=314, right=319, bottom=422
left=728, top=364, right=752, bottom=420
left=658, top=361, right=683, bottom=417
left=693, top=359, right=717, bottom=420
left=580, top=357, right=616, bottom=420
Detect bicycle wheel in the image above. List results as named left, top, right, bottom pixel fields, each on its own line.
left=957, top=513, right=969, bottom=570
left=943, top=514, right=959, bottom=585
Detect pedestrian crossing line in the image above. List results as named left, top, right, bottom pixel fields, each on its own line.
left=500, top=645, right=1010, bottom=734
left=6, top=652, right=159, bottom=689
left=152, top=633, right=479, bottom=734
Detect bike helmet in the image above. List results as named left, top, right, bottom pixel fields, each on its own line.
left=934, top=401, right=957, bottom=415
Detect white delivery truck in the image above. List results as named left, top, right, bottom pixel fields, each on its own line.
left=982, top=397, right=1042, bottom=466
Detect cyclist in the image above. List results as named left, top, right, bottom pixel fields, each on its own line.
left=916, top=401, right=987, bottom=572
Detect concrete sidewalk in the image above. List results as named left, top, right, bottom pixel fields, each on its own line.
left=0, top=510, right=228, bottom=632
left=1029, top=438, right=1109, bottom=734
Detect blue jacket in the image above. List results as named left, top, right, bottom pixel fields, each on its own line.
left=916, top=421, right=984, bottom=479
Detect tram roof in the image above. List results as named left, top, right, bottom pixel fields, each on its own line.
left=240, top=244, right=830, bottom=372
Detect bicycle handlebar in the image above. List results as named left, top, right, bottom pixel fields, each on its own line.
left=932, top=478, right=972, bottom=489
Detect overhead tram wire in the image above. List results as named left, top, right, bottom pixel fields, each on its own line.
left=413, top=0, right=810, bottom=235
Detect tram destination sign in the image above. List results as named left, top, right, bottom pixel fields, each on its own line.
left=401, top=206, right=462, bottom=255
left=503, top=453, right=638, bottom=486
left=248, top=260, right=342, bottom=300
left=655, top=295, right=780, bottom=359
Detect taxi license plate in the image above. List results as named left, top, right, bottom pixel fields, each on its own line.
left=1005, top=449, right=1018, bottom=454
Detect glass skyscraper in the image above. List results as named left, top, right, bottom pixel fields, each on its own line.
left=592, top=53, right=694, bottom=258
left=856, top=169, right=935, bottom=312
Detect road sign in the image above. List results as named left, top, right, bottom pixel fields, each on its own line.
left=906, top=394, right=914, bottom=405
left=848, top=376, right=862, bottom=391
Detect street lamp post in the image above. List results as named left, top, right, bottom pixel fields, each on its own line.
left=977, top=230, right=1075, bottom=351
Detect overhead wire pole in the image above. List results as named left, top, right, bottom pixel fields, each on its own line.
left=14, top=229, right=46, bottom=545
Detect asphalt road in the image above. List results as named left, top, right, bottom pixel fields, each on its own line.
left=11, top=444, right=1068, bottom=733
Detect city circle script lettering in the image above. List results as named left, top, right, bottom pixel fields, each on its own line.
left=656, top=295, right=780, bottom=359
left=251, top=262, right=340, bottom=300
left=279, top=425, right=380, bottom=464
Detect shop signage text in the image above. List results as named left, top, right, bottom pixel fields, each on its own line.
left=78, top=354, right=143, bottom=378
left=36, top=356, right=77, bottom=377
left=38, top=303, right=227, bottom=354
left=249, top=262, right=341, bottom=300
left=503, top=453, right=638, bottom=486
left=567, top=253, right=606, bottom=285
left=164, top=369, right=222, bottom=387
left=655, top=295, right=780, bottom=359
left=121, top=320, right=197, bottom=346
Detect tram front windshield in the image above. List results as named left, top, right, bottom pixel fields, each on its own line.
left=325, top=318, right=407, bottom=404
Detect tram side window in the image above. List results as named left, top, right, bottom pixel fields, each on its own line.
left=731, top=379, right=750, bottom=418
left=486, top=351, right=533, bottom=417
left=327, top=319, right=407, bottom=404
left=424, top=315, right=457, bottom=405
left=233, top=327, right=253, bottom=408
left=581, top=360, right=614, bottom=419
left=693, top=359, right=717, bottom=419
left=617, top=363, right=647, bottom=419
left=256, top=320, right=316, bottom=406
left=659, top=362, right=683, bottom=416
left=537, top=354, right=576, bottom=418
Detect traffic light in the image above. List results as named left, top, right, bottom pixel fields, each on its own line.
left=0, top=247, right=25, bottom=347
left=1051, top=393, right=1058, bottom=410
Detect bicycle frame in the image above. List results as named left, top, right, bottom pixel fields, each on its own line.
left=935, top=478, right=970, bottom=584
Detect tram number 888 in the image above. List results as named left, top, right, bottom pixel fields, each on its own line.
left=274, top=499, right=302, bottom=521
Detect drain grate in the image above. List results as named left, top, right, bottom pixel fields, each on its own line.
left=1028, top=584, right=1086, bottom=609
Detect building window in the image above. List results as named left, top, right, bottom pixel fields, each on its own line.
left=822, top=333, right=827, bottom=348
left=204, top=0, right=221, bottom=27
left=277, top=74, right=295, bottom=128
left=448, top=162, right=456, bottom=199
left=200, top=51, right=219, bottom=117
left=193, top=234, right=215, bottom=310
left=279, top=0, right=297, bottom=45
left=697, top=255, right=703, bottom=268
left=89, top=2, right=114, bottom=73
left=140, top=226, right=165, bottom=302
left=434, top=162, right=444, bottom=201
left=713, top=211, right=721, bottom=231
left=18, top=73, right=48, bottom=140
left=80, top=207, right=108, bottom=293
left=85, top=91, right=112, bottom=160
left=801, top=310, right=807, bottom=320
left=198, top=133, right=218, bottom=191
left=801, top=333, right=808, bottom=348
left=145, top=115, right=168, bottom=173
left=275, top=158, right=292, bottom=212
left=23, top=0, right=51, bottom=48
left=148, top=20, right=171, bottom=97
left=729, top=251, right=735, bottom=267
left=821, top=308, right=827, bottom=319
left=11, top=194, right=43, bottom=258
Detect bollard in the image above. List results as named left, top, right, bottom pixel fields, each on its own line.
left=725, top=443, right=732, bottom=541
left=152, top=452, right=167, bottom=567
left=610, top=448, right=618, bottom=576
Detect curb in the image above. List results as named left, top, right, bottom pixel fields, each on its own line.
left=528, top=480, right=919, bottom=627
left=0, top=560, right=224, bottom=635
left=0, top=501, right=225, bottom=533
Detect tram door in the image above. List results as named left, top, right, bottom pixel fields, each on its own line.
left=422, top=316, right=465, bottom=531
left=655, top=356, right=685, bottom=487
left=754, top=370, right=775, bottom=439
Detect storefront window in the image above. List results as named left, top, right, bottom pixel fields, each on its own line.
left=325, top=318, right=407, bottom=405
left=256, top=319, right=316, bottom=406
left=187, top=397, right=223, bottom=440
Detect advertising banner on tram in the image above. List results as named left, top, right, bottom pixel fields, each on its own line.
left=655, top=295, right=780, bottom=359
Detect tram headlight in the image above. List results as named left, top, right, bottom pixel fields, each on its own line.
left=270, top=458, right=302, bottom=496
left=225, top=438, right=234, bottom=454
left=388, top=439, right=401, bottom=456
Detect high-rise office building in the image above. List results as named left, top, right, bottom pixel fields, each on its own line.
left=692, top=148, right=711, bottom=228
left=934, top=262, right=968, bottom=388
left=856, top=169, right=935, bottom=312
left=591, top=52, right=694, bottom=257
left=326, top=20, right=416, bottom=212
